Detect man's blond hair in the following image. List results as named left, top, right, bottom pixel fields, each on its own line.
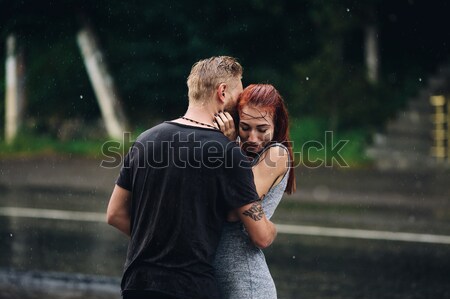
left=187, top=56, right=243, bottom=103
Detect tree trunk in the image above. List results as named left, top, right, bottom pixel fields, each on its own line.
left=77, top=27, right=129, bottom=140
left=364, top=24, right=379, bottom=84
left=5, top=34, right=25, bottom=144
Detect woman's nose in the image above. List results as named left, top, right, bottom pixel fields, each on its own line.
left=248, top=131, right=258, bottom=143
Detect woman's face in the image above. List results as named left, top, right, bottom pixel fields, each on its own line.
left=239, top=105, right=274, bottom=154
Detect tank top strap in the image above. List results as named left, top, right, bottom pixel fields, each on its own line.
left=250, top=142, right=290, bottom=166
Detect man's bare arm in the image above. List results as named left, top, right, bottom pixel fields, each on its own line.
left=106, top=185, right=131, bottom=237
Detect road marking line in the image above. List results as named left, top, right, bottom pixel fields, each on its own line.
left=276, top=224, right=450, bottom=245
left=0, top=207, right=104, bottom=222
left=1, top=207, right=450, bottom=244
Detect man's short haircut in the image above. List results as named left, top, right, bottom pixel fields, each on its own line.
left=187, top=56, right=243, bottom=103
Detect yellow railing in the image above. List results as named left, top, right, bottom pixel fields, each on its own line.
left=430, top=95, right=449, bottom=162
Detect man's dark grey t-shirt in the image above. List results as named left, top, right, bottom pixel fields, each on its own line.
left=116, top=121, right=259, bottom=299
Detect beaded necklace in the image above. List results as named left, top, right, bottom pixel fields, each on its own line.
left=180, top=116, right=220, bottom=131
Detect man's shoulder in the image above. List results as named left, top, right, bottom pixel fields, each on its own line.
left=134, top=122, right=236, bottom=149
left=135, top=121, right=175, bottom=141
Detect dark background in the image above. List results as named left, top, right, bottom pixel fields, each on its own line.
left=0, top=0, right=449, bottom=134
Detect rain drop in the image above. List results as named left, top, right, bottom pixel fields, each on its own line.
left=10, top=233, right=13, bottom=237
left=346, top=8, right=350, bottom=12
left=292, top=256, right=296, bottom=259
left=418, top=78, right=422, bottom=82
left=306, top=77, right=309, bottom=81
left=80, top=95, right=83, bottom=99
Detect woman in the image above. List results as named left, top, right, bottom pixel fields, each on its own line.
left=213, top=84, right=296, bottom=299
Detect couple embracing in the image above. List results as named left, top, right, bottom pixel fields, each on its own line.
left=107, top=56, right=296, bottom=299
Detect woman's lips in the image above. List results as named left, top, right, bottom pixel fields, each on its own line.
left=243, top=144, right=261, bottom=152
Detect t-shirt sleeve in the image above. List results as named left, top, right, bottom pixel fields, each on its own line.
left=222, top=145, right=260, bottom=209
left=115, top=146, right=133, bottom=191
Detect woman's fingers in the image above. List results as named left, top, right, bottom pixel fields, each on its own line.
left=223, top=112, right=234, bottom=124
left=215, top=112, right=237, bottom=141
left=214, top=114, right=226, bottom=131
left=216, top=112, right=233, bottom=130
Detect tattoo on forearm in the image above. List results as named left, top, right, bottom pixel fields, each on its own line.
left=242, top=201, right=264, bottom=221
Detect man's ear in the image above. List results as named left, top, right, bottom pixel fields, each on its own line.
left=217, top=83, right=227, bottom=103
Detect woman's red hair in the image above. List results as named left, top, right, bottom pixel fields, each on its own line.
left=238, top=84, right=296, bottom=194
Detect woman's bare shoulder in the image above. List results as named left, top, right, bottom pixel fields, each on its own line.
left=255, top=144, right=289, bottom=176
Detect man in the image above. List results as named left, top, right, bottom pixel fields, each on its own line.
left=107, top=56, right=277, bottom=299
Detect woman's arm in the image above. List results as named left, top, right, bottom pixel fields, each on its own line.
left=232, top=148, right=288, bottom=248
left=227, top=146, right=289, bottom=222
left=252, top=146, right=289, bottom=198
left=236, top=201, right=277, bottom=249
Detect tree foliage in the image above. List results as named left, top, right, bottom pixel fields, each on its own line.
left=0, top=0, right=449, bottom=135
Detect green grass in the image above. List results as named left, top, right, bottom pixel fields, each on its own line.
left=1, top=119, right=373, bottom=167
left=0, top=133, right=113, bottom=158
left=289, top=117, right=373, bottom=168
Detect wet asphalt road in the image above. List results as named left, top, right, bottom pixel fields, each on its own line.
left=0, top=157, right=449, bottom=298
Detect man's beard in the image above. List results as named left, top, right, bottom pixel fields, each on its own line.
left=224, top=102, right=240, bottom=129
left=223, top=100, right=236, bottom=115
